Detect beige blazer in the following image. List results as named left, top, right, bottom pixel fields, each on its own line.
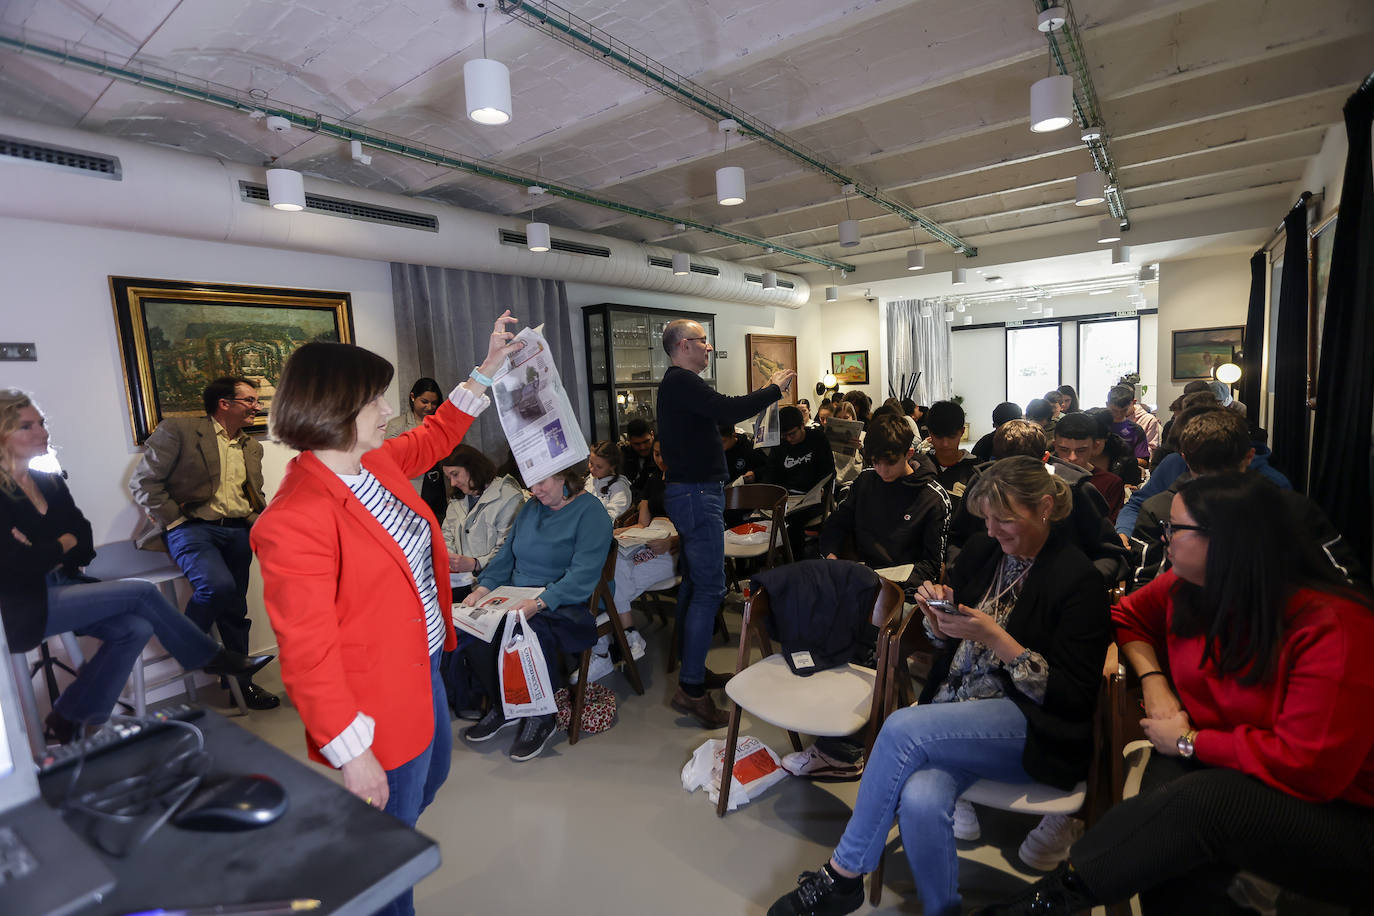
left=129, top=416, right=265, bottom=548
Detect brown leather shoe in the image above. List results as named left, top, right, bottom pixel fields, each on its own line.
left=702, top=669, right=733, bottom=690
left=671, top=687, right=730, bottom=729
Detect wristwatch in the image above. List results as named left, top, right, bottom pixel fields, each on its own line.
left=1176, top=728, right=1198, bottom=758
left=534, top=596, right=547, bottom=611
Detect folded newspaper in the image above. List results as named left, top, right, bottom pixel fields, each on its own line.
left=452, top=586, right=545, bottom=642
left=824, top=417, right=863, bottom=456
left=491, top=325, right=589, bottom=487
left=785, top=475, right=830, bottom=513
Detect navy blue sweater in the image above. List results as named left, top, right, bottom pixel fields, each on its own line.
left=656, top=366, right=780, bottom=483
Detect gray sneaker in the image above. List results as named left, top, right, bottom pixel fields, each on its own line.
left=463, top=706, right=516, bottom=743
left=509, top=713, right=557, bottom=761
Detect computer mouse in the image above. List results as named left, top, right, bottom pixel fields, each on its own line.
left=172, top=773, right=289, bottom=831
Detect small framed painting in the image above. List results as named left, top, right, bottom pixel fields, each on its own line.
left=745, top=333, right=798, bottom=405
left=831, top=350, right=870, bottom=385
left=1170, top=326, right=1244, bottom=381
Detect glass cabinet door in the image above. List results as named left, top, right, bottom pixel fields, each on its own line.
left=587, top=311, right=607, bottom=385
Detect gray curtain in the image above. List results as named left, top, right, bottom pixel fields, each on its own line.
left=886, top=298, right=952, bottom=406
left=390, top=263, right=577, bottom=458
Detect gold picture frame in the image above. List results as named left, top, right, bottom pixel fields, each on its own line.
left=744, top=333, right=799, bottom=405
left=111, top=276, right=354, bottom=443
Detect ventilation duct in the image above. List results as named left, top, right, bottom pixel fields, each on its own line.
left=0, top=116, right=807, bottom=308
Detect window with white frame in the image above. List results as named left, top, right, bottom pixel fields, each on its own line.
left=1006, top=325, right=1061, bottom=410
left=1078, top=318, right=1139, bottom=409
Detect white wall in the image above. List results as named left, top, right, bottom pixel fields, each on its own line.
left=1, top=215, right=397, bottom=655
left=1154, top=253, right=1252, bottom=421
left=817, top=298, right=883, bottom=405
left=950, top=327, right=1006, bottom=442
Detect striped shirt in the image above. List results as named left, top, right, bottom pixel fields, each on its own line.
left=343, top=468, right=446, bottom=656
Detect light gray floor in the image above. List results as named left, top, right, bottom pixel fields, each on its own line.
left=229, top=602, right=1066, bottom=915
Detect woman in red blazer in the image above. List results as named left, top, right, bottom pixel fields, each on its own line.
left=251, top=312, right=519, bottom=916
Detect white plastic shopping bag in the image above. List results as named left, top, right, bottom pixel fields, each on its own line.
left=681, top=736, right=788, bottom=811
left=498, top=610, right=558, bottom=718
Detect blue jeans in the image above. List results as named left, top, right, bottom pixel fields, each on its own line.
left=664, top=481, right=725, bottom=685
left=377, top=652, right=451, bottom=916
left=832, top=698, right=1033, bottom=916
left=45, top=573, right=220, bottom=725
left=165, top=521, right=253, bottom=656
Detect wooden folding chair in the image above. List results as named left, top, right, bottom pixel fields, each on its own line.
left=569, top=541, right=644, bottom=744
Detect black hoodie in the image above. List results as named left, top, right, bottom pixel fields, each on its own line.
left=818, top=455, right=950, bottom=592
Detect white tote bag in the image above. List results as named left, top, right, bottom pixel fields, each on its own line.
left=498, top=610, right=558, bottom=718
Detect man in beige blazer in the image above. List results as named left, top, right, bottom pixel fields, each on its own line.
left=130, top=377, right=277, bottom=708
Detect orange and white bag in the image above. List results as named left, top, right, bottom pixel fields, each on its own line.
left=681, top=736, right=787, bottom=811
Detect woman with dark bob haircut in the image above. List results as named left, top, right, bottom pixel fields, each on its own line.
left=768, top=455, right=1109, bottom=916
left=976, top=472, right=1374, bottom=915
left=250, top=311, right=521, bottom=916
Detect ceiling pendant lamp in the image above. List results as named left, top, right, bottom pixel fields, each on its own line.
left=715, top=118, right=746, bottom=205
left=464, top=3, right=511, bottom=125
left=1030, top=74, right=1074, bottom=133
left=952, top=267, right=967, bottom=285
left=266, top=168, right=305, bottom=211
left=672, top=252, right=690, bottom=275
left=525, top=221, right=550, bottom=252
left=1097, top=218, right=1122, bottom=243
left=762, top=270, right=778, bottom=290
left=838, top=183, right=860, bottom=247
left=1075, top=171, right=1106, bottom=206
left=906, top=228, right=925, bottom=270
left=1037, top=6, right=1067, bottom=32
left=1111, top=245, right=1130, bottom=265
left=825, top=286, right=838, bottom=302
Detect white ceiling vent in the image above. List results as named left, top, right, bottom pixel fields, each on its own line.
left=0, top=135, right=121, bottom=180
left=239, top=181, right=437, bottom=231
left=647, top=255, right=720, bottom=277
left=498, top=228, right=611, bottom=258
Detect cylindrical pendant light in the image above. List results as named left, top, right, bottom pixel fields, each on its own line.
left=825, top=286, right=838, bottom=302
left=906, top=247, right=925, bottom=271
left=672, top=252, right=690, bottom=275
left=266, top=168, right=305, bottom=211
left=838, top=219, right=860, bottom=247
left=1097, top=219, right=1122, bottom=243
left=952, top=267, right=967, bottom=285
left=1075, top=171, right=1106, bottom=206
left=944, top=309, right=955, bottom=323
left=762, top=271, right=778, bottom=290
left=525, top=221, right=550, bottom=252
left=464, top=58, right=511, bottom=125
left=1030, top=75, right=1074, bottom=133
left=1111, top=245, right=1130, bottom=265
left=715, top=166, right=746, bottom=206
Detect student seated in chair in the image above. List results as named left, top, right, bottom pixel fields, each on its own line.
left=766, top=456, right=1109, bottom=916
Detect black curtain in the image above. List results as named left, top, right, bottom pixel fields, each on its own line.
left=1238, top=250, right=1266, bottom=412
left=1267, top=203, right=1311, bottom=491
left=1310, top=76, right=1374, bottom=577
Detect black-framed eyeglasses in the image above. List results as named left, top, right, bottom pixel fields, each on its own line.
left=1161, top=521, right=1208, bottom=543
left=230, top=397, right=260, bottom=406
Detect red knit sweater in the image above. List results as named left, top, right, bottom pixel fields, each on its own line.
left=1114, top=571, right=1374, bottom=805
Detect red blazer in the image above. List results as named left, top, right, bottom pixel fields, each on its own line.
left=251, top=401, right=474, bottom=770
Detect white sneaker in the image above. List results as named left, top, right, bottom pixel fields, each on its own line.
left=625, top=629, right=647, bottom=660
left=571, top=636, right=614, bottom=685
left=952, top=799, right=981, bottom=841
left=780, top=744, right=863, bottom=779
left=1017, top=814, right=1085, bottom=871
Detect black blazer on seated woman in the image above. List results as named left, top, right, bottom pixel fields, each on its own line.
left=921, top=528, right=1110, bottom=790
left=0, top=471, right=95, bottom=652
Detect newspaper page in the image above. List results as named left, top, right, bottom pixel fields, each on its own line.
left=452, top=586, right=546, bottom=642
left=751, top=401, right=780, bottom=448
left=824, top=417, right=863, bottom=456
left=490, top=326, right=589, bottom=486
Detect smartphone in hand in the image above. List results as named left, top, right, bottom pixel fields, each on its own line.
left=926, top=599, right=967, bottom=617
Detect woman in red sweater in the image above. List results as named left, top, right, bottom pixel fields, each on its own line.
left=977, top=472, right=1374, bottom=915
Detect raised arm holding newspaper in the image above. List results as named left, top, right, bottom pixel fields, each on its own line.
left=655, top=319, right=794, bottom=728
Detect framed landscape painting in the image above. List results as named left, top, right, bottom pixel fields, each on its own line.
left=744, top=333, right=798, bottom=405
left=1171, top=326, right=1243, bottom=381
left=111, top=276, right=354, bottom=442
left=831, top=349, right=870, bottom=385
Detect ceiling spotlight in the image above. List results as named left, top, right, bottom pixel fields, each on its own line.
left=672, top=252, right=690, bottom=275
left=944, top=309, right=956, bottom=323
left=527, top=185, right=547, bottom=195
left=1030, top=75, right=1074, bottom=133
left=762, top=270, right=778, bottom=290
left=956, top=301, right=966, bottom=312
left=265, top=168, right=305, bottom=211
left=825, top=286, right=838, bottom=303
left=838, top=219, right=860, bottom=247
left=349, top=139, right=372, bottom=166
left=715, top=119, right=745, bottom=205
left=1138, top=264, right=1158, bottom=282
left=1097, top=218, right=1122, bottom=243
left=952, top=267, right=967, bottom=285
left=1112, top=245, right=1131, bottom=265
left=264, top=115, right=291, bottom=133
left=1075, top=171, right=1106, bottom=206
left=525, top=221, right=550, bottom=252
left=673, top=222, right=686, bottom=232
left=1081, top=125, right=1102, bottom=143
left=1037, top=6, right=1067, bottom=32
left=906, top=247, right=925, bottom=271
left=464, top=1, right=511, bottom=125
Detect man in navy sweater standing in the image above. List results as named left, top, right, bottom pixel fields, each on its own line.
left=657, top=319, right=794, bottom=727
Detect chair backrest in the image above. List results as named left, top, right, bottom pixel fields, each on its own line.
left=724, top=483, right=791, bottom=566
left=589, top=540, right=619, bottom=618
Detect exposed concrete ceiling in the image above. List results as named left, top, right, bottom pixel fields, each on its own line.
left=0, top=0, right=1368, bottom=294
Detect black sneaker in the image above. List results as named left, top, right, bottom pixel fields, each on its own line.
left=767, top=864, right=864, bottom=916
left=462, top=706, right=516, bottom=743
left=508, top=713, right=556, bottom=761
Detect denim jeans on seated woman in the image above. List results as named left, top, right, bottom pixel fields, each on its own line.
left=44, top=571, right=219, bottom=725
left=831, top=697, right=1033, bottom=916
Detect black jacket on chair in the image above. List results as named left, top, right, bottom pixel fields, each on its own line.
left=921, top=529, right=1110, bottom=790
left=753, top=560, right=881, bottom=676
left=0, top=472, right=95, bottom=652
